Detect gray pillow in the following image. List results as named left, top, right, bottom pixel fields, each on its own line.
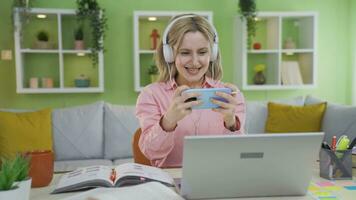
left=104, top=103, right=139, bottom=160
left=52, top=101, right=104, bottom=161
left=305, top=95, right=356, bottom=144
left=245, top=96, right=305, bottom=134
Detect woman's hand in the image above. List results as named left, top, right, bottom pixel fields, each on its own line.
left=161, top=85, right=202, bottom=131
left=211, top=83, right=239, bottom=130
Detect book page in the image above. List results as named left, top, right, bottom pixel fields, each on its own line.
left=62, top=182, right=184, bottom=200
left=54, top=166, right=113, bottom=193
left=114, top=163, right=174, bottom=186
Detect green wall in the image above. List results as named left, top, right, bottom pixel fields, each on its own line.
left=0, top=0, right=354, bottom=109
left=351, top=0, right=356, bottom=105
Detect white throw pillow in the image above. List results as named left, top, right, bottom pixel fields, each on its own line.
left=104, top=103, right=139, bottom=159
left=305, top=95, right=356, bottom=143
left=52, top=101, right=104, bottom=160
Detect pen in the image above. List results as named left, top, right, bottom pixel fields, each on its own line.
left=110, top=169, right=116, bottom=183
left=331, top=136, right=337, bottom=151
left=348, top=137, right=356, bottom=150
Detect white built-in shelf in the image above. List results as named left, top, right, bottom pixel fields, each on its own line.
left=236, top=11, right=318, bottom=90
left=13, top=8, right=104, bottom=94
left=133, top=11, right=213, bottom=92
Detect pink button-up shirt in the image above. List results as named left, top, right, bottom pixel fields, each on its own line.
left=135, top=77, right=246, bottom=168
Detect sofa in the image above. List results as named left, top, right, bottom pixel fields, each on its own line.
left=50, top=101, right=139, bottom=172
left=1, top=95, right=355, bottom=172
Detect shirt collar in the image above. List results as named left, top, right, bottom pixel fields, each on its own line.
left=163, top=76, right=219, bottom=91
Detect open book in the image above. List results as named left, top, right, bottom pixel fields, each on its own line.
left=52, top=163, right=175, bottom=194
left=62, top=182, right=184, bottom=200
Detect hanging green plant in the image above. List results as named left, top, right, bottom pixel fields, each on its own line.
left=238, top=0, right=257, bottom=49
left=76, top=0, right=108, bottom=67
left=12, top=0, right=36, bottom=31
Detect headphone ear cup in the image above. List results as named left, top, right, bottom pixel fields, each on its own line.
left=210, top=43, right=218, bottom=62
left=163, top=44, right=174, bottom=63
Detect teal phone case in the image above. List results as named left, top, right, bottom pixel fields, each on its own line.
left=182, top=88, right=232, bottom=109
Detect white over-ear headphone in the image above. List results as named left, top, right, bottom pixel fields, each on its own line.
left=162, top=14, right=219, bottom=63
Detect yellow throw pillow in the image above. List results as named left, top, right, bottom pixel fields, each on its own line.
left=0, top=109, right=53, bottom=159
left=265, top=102, right=327, bottom=133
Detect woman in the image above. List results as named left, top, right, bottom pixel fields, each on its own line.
left=136, top=14, right=245, bottom=168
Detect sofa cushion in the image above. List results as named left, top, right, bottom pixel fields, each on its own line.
left=0, top=109, right=52, bottom=159
left=104, top=103, right=139, bottom=159
left=54, top=159, right=113, bottom=172
left=52, top=101, right=104, bottom=161
left=245, top=96, right=305, bottom=133
left=265, top=102, right=327, bottom=133
left=305, top=96, right=356, bottom=144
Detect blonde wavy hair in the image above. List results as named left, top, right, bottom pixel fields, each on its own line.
left=155, top=14, right=222, bottom=82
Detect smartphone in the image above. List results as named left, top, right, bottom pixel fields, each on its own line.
left=182, top=88, right=232, bottom=109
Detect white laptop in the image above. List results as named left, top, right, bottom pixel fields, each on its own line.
left=180, top=132, right=324, bottom=199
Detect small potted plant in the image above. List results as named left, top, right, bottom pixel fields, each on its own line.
left=13, top=154, right=31, bottom=200
left=35, top=30, right=50, bottom=49
left=0, top=157, right=21, bottom=199
left=74, top=26, right=85, bottom=50
left=148, top=64, right=159, bottom=83
left=253, top=64, right=266, bottom=85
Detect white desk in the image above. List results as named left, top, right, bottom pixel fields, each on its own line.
left=30, top=164, right=356, bottom=200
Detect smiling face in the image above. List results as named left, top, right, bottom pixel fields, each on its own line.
left=174, top=31, right=211, bottom=88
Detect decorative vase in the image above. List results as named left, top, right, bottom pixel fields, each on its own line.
left=253, top=42, right=261, bottom=50
left=0, top=186, right=20, bottom=199
left=27, top=150, right=54, bottom=188
left=284, top=37, right=296, bottom=49
left=74, top=40, right=85, bottom=50
left=253, top=71, right=266, bottom=85
left=14, top=178, right=32, bottom=200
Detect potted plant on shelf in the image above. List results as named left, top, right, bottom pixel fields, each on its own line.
left=148, top=64, right=159, bottom=83
left=253, top=64, right=266, bottom=85
left=76, top=0, right=108, bottom=67
left=74, top=26, right=85, bottom=50
left=35, top=30, right=50, bottom=49
left=238, top=0, right=257, bottom=49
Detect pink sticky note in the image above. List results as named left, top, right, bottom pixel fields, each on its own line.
left=336, top=181, right=355, bottom=187
left=316, top=181, right=335, bottom=187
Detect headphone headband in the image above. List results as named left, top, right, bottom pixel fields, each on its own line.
left=162, top=14, right=219, bottom=63
left=162, top=14, right=219, bottom=45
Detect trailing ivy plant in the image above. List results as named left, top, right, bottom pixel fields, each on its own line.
left=12, top=0, right=36, bottom=33
left=76, top=0, right=108, bottom=67
left=238, top=0, right=257, bottom=49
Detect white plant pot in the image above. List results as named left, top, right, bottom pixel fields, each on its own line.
left=0, top=186, right=20, bottom=199
left=14, top=177, right=32, bottom=200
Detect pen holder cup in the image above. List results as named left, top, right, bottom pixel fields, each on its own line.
left=319, top=148, right=352, bottom=180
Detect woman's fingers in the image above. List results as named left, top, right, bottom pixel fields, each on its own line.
left=173, top=85, right=190, bottom=98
